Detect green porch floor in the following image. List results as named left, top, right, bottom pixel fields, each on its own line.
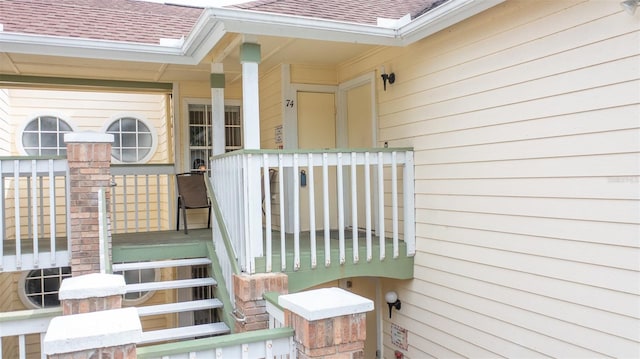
left=111, top=228, right=413, bottom=292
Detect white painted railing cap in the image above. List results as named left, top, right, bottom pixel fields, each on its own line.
left=59, top=273, right=126, bottom=300
left=44, top=307, right=141, bottom=355
left=278, top=287, right=374, bottom=321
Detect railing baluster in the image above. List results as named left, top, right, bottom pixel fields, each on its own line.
left=392, top=151, right=399, bottom=258
left=308, top=153, right=317, bottom=269
left=337, top=153, right=345, bottom=264
left=403, top=150, right=416, bottom=256
left=122, top=175, right=128, bottom=232
left=293, top=153, right=300, bottom=270
left=31, top=160, right=39, bottom=267
left=278, top=154, right=286, bottom=271
left=364, top=152, right=372, bottom=262
left=156, top=174, right=161, bottom=230
left=49, top=159, right=56, bottom=266
left=377, top=152, right=385, bottom=261
left=145, top=175, right=150, bottom=232
left=111, top=175, right=117, bottom=233
left=14, top=160, right=21, bottom=269
left=18, top=334, right=25, bottom=359
left=322, top=153, right=330, bottom=267
left=134, top=175, right=139, bottom=232
left=263, top=154, right=272, bottom=273
left=39, top=176, right=44, bottom=242
left=351, top=152, right=358, bottom=263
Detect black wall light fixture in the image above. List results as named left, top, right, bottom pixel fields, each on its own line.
left=385, top=290, right=402, bottom=318
left=381, top=66, right=395, bottom=91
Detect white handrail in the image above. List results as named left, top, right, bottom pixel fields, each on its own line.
left=0, top=307, right=61, bottom=359
left=211, top=149, right=415, bottom=274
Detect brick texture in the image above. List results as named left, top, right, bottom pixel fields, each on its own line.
left=291, top=312, right=367, bottom=359
left=233, top=273, right=288, bottom=332
left=66, top=141, right=112, bottom=276
left=62, top=294, right=122, bottom=315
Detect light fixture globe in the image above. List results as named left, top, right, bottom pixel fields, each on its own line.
left=385, top=291, right=398, bottom=304
left=385, top=291, right=401, bottom=318
left=621, top=0, right=639, bottom=15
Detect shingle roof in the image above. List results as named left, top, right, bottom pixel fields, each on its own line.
left=0, top=0, right=203, bottom=45
left=230, top=0, right=446, bottom=25
left=0, top=0, right=447, bottom=45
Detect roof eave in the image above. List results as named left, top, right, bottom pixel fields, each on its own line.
left=0, top=0, right=504, bottom=66
left=0, top=32, right=199, bottom=65
left=398, top=0, right=507, bottom=45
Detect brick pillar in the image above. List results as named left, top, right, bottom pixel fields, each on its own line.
left=44, top=273, right=141, bottom=359
left=233, top=273, right=288, bottom=332
left=59, top=273, right=125, bottom=315
left=65, top=132, right=113, bottom=276
left=279, top=287, right=373, bottom=359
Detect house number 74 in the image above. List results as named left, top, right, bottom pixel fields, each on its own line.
left=285, top=99, right=294, bottom=108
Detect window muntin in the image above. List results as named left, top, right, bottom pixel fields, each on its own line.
left=107, top=117, right=155, bottom=163
left=20, top=267, right=72, bottom=308
left=188, top=103, right=242, bottom=172
left=21, top=116, right=73, bottom=156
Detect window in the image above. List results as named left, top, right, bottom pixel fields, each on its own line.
left=188, top=103, right=242, bottom=172
left=21, top=116, right=73, bottom=156
left=106, top=116, right=156, bottom=163
left=113, top=265, right=160, bottom=305
left=19, top=267, right=72, bottom=309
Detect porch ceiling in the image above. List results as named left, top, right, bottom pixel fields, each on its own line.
left=0, top=35, right=376, bottom=86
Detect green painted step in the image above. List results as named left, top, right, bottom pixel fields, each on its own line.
left=113, top=258, right=211, bottom=272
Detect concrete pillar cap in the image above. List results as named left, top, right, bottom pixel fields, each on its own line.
left=59, top=273, right=126, bottom=300
left=279, top=287, right=373, bottom=321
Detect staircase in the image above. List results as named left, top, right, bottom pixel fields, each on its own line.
left=112, top=257, right=231, bottom=345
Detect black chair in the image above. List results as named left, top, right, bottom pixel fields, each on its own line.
left=176, top=172, right=211, bottom=234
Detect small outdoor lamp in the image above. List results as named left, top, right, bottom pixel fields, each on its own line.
left=621, top=0, right=640, bottom=15
left=380, top=66, right=395, bottom=91
left=385, top=290, right=401, bottom=318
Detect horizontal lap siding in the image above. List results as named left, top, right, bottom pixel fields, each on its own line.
left=370, top=0, right=640, bottom=357
left=0, top=89, right=9, bottom=155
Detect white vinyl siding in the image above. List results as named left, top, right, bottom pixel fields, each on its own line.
left=344, top=1, right=640, bottom=358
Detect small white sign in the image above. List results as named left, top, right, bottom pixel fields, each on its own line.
left=391, top=323, right=408, bottom=350
left=275, top=125, right=283, bottom=144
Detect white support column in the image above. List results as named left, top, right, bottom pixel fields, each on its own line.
left=211, top=63, right=226, bottom=156
left=241, top=41, right=261, bottom=150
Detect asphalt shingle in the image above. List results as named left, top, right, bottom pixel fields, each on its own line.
left=0, top=0, right=203, bottom=44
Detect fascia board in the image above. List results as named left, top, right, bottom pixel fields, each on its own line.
left=0, top=32, right=199, bottom=65
left=205, top=7, right=400, bottom=46
left=397, top=0, right=506, bottom=45
left=0, top=1, right=504, bottom=66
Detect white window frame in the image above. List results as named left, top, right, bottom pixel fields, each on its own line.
left=18, top=267, right=72, bottom=309
left=16, top=112, right=77, bottom=156
left=102, top=113, right=158, bottom=164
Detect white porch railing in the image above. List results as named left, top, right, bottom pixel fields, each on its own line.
left=0, top=157, right=70, bottom=272
left=0, top=307, right=61, bottom=359
left=136, top=327, right=295, bottom=359
left=110, top=164, right=176, bottom=234
left=211, top=148, right=415, bottom=274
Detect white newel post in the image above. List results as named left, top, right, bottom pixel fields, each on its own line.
left=211, top=62, right=226, bottom=156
